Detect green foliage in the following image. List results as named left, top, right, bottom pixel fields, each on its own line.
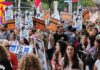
left=80, top=0, right=95, bottom=7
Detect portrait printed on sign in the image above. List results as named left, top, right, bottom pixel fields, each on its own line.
left=5, top=5, right=13, bottom=21
left=35, top=39, right=47, bottom=70
left=25, top=11, right=33, bottom=29
left=15, top=12, right=21, bottom=29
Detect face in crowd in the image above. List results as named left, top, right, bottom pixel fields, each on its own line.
left=66, top=44, right=75, bottom=59
left=57, top=25, right=64, bottom=34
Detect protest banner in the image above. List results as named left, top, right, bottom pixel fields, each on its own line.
left=33, top=17, right=46, bottom=31
left=15, top=11, right=21, bottom=29
left=20, top=29, right=29, bottom=40
left=34, top=38, right=47, bottom=70
left=60, top=12, right=72, bottom=20
left=83, top=10, right=90, bottom=21
left=25, top=10, right=33, bottom=29
left=47, top=18, right=58, bottom=32
left=89, top=12, right=98, bottom=23
left=5, top=4, right=13, bottom=21
left=4, top=20, right=15, bottom=30
left=9, top=45, right=33, bottom=59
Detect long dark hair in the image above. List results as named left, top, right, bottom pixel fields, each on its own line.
left=57, top=40, right=66, bottom=57
left=54, top=40, right=66, bottom=69
left=22, top=38, right=29, bottom=45
left=63, top=43, right=79, bottom=69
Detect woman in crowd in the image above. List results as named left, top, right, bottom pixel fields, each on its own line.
left=77, top=35, right=88, bottom=69
left=2, top=39, right=18, bottom=70
left=9, top=31, right=19, bottom=45
left=51, top=40, right=67, bottom=70
left=18, top=53, right=42, bottom=70
left=93, top=50, right=100, bottom=70
left=20, top=37, right=29, bottom=46
left=0, top=45, right=12, bottom=70
left=61, top=43, right=83, bottom=70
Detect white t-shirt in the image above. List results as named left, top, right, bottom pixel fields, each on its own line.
left=95, top=59, right=100, bottom=70
left=0, top=64, right=5, bottom=70
left=61, top=58, right=83, bottom=70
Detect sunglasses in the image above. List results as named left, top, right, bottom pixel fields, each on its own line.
left=5, top=45, right=10, bottom=48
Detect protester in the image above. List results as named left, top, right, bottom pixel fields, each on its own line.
left=93, top=50, right=100, bottom=70
left=20, top=37, right=29, bottom=46
left=0, top=44, right=12, bottom=70
left=2, top=39, right=18, bottom=70
left=9, top=31, right=19, bottom=45
left=61, top=43, right=83, bottom=70
left=18, top=53, right=42, bottom=70
left=51, top=40, right=66, bottom=70
left=53, top=24, right=67, bottom=44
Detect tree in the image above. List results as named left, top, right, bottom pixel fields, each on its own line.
left=80, top=0, right=95, bottom=7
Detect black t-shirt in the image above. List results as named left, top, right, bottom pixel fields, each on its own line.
left=0, top=58, right=12, bottom=70
left=53, top=33, right=67, bottom=44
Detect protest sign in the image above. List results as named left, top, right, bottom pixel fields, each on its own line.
left=15, top=11, right=21, bottom=29
left=33, top=17, right=46, bottom=31
left=5, top=4, right=13, bottom=21
left=34, top=39, right=47, bottom=70
left=9, top=45, right=33, bottom=59
left=25, top=10, right=33, bottom=29
left=20, top=29, right=29, bottom=40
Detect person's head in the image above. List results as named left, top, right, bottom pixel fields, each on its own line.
left=66, top=43, right=76, bottom=59
left=94, top=34, right=100, bottom=48
left=2, top=39, right=10, bottom=50
left=57, top=24, right=64, bottom=34
left=9, top=32, right=16, bottom=40
left=29, top=28, right=36, bottom=36
left=97, top=50, right=100, bottom=60
left=80, top=35, right=87, bottom=45
left=20, top=37, right=29, bottom=45
left=18, top=53, right=42, bottom=70
left=0, top=44, right=9, bottom=62
left=63, top=43, right=79, bottom=69
left=0, top=24, right=7, bottom=32
left=34, top=30, right=44, bottom=40
left=91, top=27, right=98, bottom=36
left=55, top=40, right=66, bottom=57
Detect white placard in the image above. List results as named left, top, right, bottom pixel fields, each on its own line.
left=5, top=5, right=13, bottom=21
left=34, top=39, right=47, bottom=70
left=9, top=45, right=32, bottom=59
left=15, top=11, right=21, bottom=29
left=25, top=10, right=33, bottom=29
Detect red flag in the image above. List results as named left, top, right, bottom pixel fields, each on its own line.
left=0, top=1, right=12, bottom=6
left=72, top=0, right=78, bottom=3
left=34, top=0, right=41, bottom=8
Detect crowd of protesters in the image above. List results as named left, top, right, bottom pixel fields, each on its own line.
left=0, top=14, right=100, bottom=70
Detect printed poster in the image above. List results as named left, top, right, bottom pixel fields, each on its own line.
left=15, top=11, right=21, bottom=29
left=25, top=10, right=33, bottom=29
left=9, top=45, right=32, bottom=59
left=5, top=5, right=13, bottom=21
left=34, top=39, right=47, bottom=70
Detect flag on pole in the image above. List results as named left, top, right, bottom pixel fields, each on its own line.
left=34, top=0, right=41, bottom=9
left=64, top=0, right=78, bottom=3
left=72, top=0, right=78, bottom=3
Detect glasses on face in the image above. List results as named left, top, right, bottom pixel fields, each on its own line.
left=5, top=45, right=10, bottom=48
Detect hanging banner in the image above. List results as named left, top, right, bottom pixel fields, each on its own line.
left=15, top=11, right=21, bottom=29
left=5, top=4, right=13, bottom=21
left=25, top=10, right=33, bottom=29
left=9, top=45, right=33, bottom=59
left=64, top=0, right=71, bottom=2
left=34, top=39, right=47, bottom=70
left=20, top=29, right=29, bottom=40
